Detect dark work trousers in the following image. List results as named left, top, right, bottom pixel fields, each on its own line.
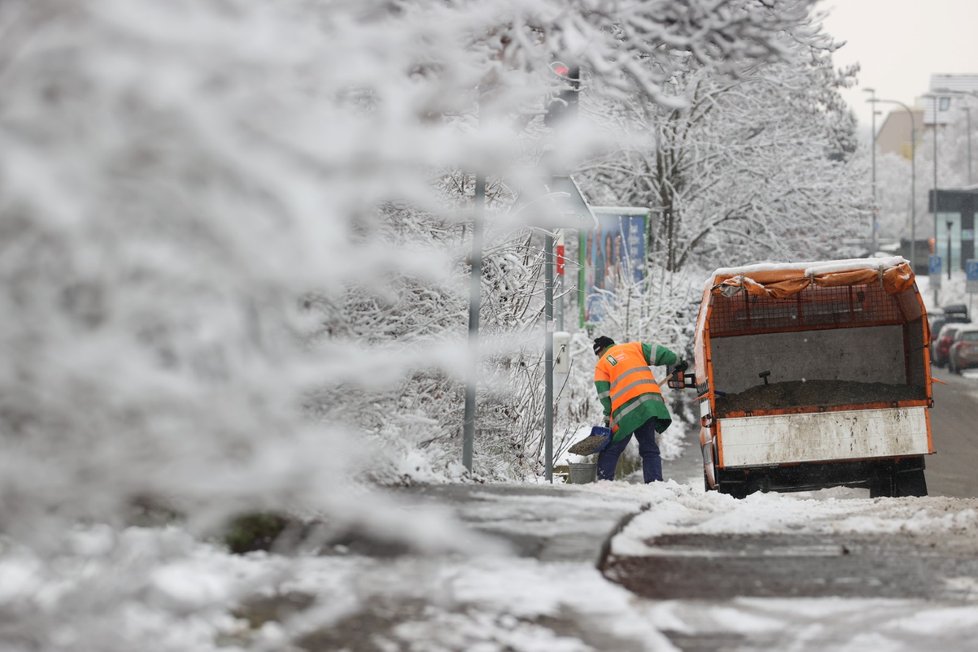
left=596, top=417, right=662, bottom=483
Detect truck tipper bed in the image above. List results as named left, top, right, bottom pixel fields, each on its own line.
left=692, top=257, right=933, bottom=498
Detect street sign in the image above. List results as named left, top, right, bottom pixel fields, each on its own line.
left=966, top=259, right=978, bottom=294
left=541, top=176, right=599, bottom=229
left=929, top=254, right=942, bottom=288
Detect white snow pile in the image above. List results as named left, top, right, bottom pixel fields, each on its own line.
left=611, top=482, right=978, bottom=556
left=601, top=482, right=978, bottom=652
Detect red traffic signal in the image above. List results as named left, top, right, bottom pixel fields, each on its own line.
left=544, top=64, right=580, bottom=127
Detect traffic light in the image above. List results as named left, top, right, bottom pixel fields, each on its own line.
left=544, top=63, right=580, bottom=127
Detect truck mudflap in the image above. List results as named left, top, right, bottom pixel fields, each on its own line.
left=718, top=406, right=931, bottom=468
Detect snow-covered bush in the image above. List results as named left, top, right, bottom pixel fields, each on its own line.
left=0, top=0, right=838, bottom=645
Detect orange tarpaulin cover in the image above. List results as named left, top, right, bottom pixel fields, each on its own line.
left=713, top=261, right=915, bottom=300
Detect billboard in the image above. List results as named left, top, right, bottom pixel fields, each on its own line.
left=579, top=207, right=650, bottom=325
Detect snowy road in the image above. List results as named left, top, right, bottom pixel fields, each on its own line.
left=363, top=373, right=978, bottom=652
left=927, top=366, right=978, bottom=498
left=601, top=482, right=978, bottom=651
left=598, top=368, right=978, bottom=652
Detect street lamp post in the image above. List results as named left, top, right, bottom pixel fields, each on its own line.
left=933, top=94, right=939, bottom=301
left=868, top=97, right=917, bottom=268
left=864, top=88, right=878, bottom=253
left=947, top=219, right=953, bottom=281
left=923, top=93, right=942, bottom=301
left=964, top=106, right=973, bottom=186
left=925, top=94, right=939, bottom=227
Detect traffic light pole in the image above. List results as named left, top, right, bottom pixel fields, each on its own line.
left=462, top=174, right=485, bottom=472
left=544, top=230, right=554, bottom=483
left=542, top=63, right=578, bottom=482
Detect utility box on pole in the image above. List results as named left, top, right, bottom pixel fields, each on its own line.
left=553, top=331, right=572, bottom=374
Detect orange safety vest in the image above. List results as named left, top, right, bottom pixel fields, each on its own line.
left=593, top=342, right=662, bottom=430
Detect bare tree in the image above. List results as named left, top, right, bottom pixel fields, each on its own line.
left=582, top=35, right=865, bottom=270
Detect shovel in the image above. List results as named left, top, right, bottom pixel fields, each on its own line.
left=567, top=425, right=612, bottom=456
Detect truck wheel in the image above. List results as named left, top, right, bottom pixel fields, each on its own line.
left=723, top=483, right=749, bottom=500
left=869, top=477, right=893, bottom=498
left=894, top=469, right=928, bottom=497
left=716, top=469, right=749, bottom=499
left=703, top=462, right=718, bottom=492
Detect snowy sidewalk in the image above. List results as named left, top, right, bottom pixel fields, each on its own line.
left=390, top=482, right=652, bottom=564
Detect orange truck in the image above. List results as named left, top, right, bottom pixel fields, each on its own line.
left=686, top=257, right=933, bottom=498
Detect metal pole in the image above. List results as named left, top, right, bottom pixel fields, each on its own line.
left=933, top=95, right=940, bottom=305
left=933, top=94, right=939, bottom=228
left=544, top=231, right=554, bottom=483
left=868, top=89, right=878, bottom=253
left=965, top=107, right=973, bottom=186
left=911, top=113, right=917, bottom=270
left=947, top=220, right=954, bottom=281
left=871, top=98, right=917, bottom=269
left=462, top=175, right=485, bottom=472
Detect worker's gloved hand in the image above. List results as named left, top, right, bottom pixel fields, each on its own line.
left=603, top=416, right=610, bottom=429
left=674, top=359, right=689, bottom=373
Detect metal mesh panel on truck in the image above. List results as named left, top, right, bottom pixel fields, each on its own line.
left=709, top=283, right=905, bottom=338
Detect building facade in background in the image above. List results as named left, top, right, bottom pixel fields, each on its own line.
left=876, top=73, right=978, bottom=158
left=930, top=187, right=977, bottom=272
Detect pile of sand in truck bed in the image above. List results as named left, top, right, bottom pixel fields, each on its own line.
left=715, top=379, right=927, bottom=416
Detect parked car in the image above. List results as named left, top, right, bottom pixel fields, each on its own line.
left=932, top=323, right=969, bottom=367
left=949, top=327, right=978, bottom=374
left=927, top=308, right=945, bottom=342
left=930, top=305, right=971, bottom=343
left=942, top=303, right=970, bottom=320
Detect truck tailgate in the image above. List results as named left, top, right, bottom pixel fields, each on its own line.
left=719, top=407, right=931, bottom=468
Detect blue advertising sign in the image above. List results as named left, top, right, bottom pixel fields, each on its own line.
left=966, top=259, right=978, bottom=294
left=579, top=207, right=649, bottom=325
left=929, top=254, right=942, bottom=288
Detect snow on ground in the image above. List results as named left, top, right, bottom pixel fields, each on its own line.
left=606, top=481, right=978, bottom=651
left=5, top=479, right=978, bottom=651
left=559, top=421, right=691, bottom=472
left=646, top=596, right=978, bottom=652
left=0, top=509, right=677, bottom=651
left=611, top=482, right=978, bottom=556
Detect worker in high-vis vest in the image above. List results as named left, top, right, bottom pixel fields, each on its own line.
left=592, top=335, right=686, bottom=482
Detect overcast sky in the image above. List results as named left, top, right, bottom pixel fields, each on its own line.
left=818, top=0, right=978, bottom=132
